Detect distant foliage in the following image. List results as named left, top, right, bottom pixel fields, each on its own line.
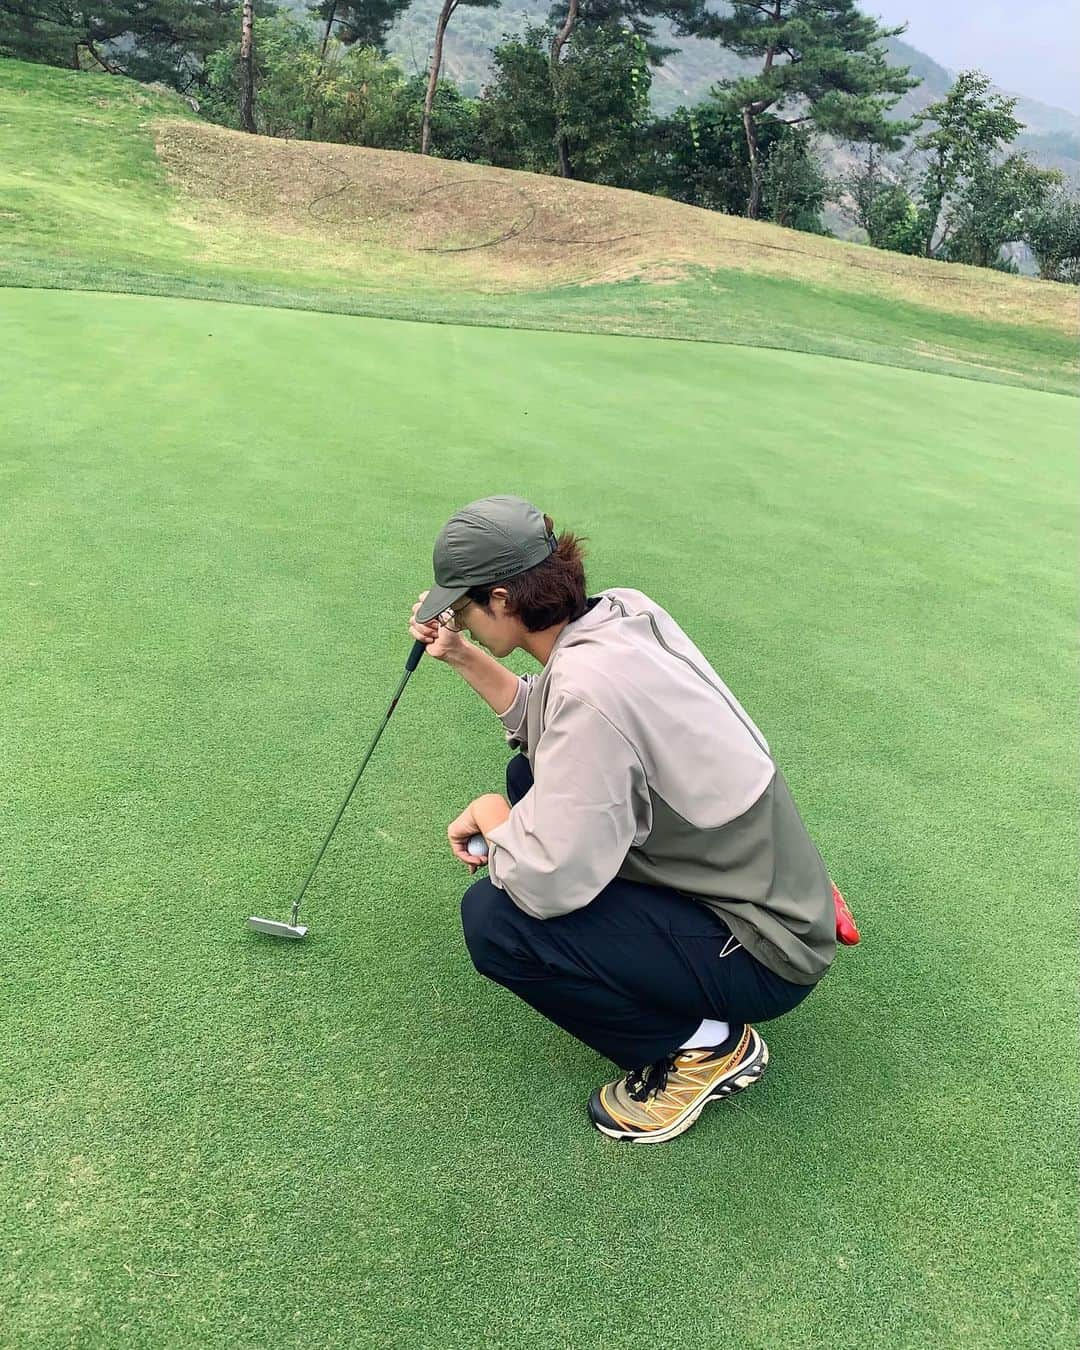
left=1024, top=190, right=1080, bottom=283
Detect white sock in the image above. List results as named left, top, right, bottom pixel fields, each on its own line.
left=680, top=1018, right=730, bottom=1050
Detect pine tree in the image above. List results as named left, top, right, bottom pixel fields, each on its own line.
left=695, top=0, right=917, bottom=219
left=0, top=0, right=240, bottom=90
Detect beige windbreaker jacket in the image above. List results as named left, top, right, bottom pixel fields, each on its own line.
left=484, top=588, right=837, bottom=986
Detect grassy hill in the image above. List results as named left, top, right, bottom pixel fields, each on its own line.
left=0, top=58, right=1076, bottom=393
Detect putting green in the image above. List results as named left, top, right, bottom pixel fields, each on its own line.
left=2, top=288, right=1076, bottom=1348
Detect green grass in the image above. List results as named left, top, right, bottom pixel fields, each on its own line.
left=1, top=57, right=1077, bottom=396
left=2, top=287, right=1076, bottom=1347
left=0, top=61, right=193, bottom=264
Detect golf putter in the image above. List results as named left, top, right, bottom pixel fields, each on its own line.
left=247, top=638, right=427, bottom=940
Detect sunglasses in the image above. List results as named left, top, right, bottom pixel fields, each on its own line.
left=436, top=598, right=473, bottom=632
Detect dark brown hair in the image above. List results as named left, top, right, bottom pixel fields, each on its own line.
left=468, top=514, right=589, bottom=632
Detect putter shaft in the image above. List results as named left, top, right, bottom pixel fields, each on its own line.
left=254, top=639, right=426, bottom=937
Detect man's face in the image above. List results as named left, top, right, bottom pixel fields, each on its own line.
left=460, top=588, right=519, bottom=658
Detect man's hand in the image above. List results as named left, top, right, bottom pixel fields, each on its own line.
left=448, top=803, right=485, bottom=873
left=410, top=591, right=472, bottom=663
left=448, top=795, right=512, bottom=874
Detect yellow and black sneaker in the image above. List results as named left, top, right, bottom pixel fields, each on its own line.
left=588, top=1024, right=768, bottom=1144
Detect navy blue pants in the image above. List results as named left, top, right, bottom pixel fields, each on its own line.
left=460, top=754, right=814, bottom=1070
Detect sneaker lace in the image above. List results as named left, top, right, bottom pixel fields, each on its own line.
left=625, top=1055, right=677, bottom=1103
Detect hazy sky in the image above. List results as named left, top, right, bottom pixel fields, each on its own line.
left=868, top=1, right=1079, bottom=115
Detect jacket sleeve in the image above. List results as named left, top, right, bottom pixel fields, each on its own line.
left=497, top=675, right=533, bottom=752
left=486, top=691, right=650, bottom=919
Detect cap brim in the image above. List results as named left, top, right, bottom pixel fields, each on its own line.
left=416, top=584, right=468, bottom=625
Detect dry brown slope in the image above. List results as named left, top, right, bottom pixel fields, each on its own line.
left=157, top=120, right=1076, bottom=336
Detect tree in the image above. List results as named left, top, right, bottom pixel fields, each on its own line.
left=837, top=147, right=922, bottom=253
left=0, top=0, right=241, bottom=90
left=640, top=103, right=763, bottom=212
left=299, top=0, right=410, bottom=139
left=549, top=0, right=706, bottom=63
left=307, top=0, right=413, bottom=60
left=0, top=0, right=76, bottom=66
left=397, top=73, right=484, bottom=158
left=865, top=183, right=922, bottom=254
left=478, top=25, right=559, bottom=174
left=943, top=154, right=1060, bottom=269
left=913, top=70, right=1023, bottom=258
left=556, top=22, right=650, bottom=184
left=203, top=15, right=410, bottom=144
left=697, top=0, right=917, bottom=219
left=420, top=0, right=500, bottom=155
left=239, top=0, right=255, bottom=132
left=479, top=23, right=650, bottom=187
left=760, top=127, right=828, bottom=232
left=548, top=0, right=579, bottom=176
left=546, top=0, right=703, bottom=178
left=1025, top=190, right=1080, bottom=283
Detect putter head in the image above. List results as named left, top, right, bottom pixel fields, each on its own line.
left=247, top=916, right=309, bottom=940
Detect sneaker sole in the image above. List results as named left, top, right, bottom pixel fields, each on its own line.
left=593, top=1035, right=770, bottom=1145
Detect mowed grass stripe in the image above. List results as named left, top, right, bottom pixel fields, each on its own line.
left=0, top=289, right=1076, bottom=1348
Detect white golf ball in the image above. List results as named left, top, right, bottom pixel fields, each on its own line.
left=467, top=834, right=488, bottom=858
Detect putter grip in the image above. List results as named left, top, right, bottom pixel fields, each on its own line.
left=406, top=638, right=426, bottom=672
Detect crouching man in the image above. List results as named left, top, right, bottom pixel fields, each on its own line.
left=410, top=495, right=836, bottom=1144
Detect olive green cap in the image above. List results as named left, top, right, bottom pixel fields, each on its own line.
left=416, top=496, right=557, bottom=624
